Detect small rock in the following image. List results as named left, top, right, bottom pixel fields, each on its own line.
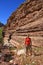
left=9, top=60, right=13, bottom=63
left=17, top=49, right=26, bottom=55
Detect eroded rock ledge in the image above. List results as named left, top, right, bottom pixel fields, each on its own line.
left=3, top=0, right=43, bottom=47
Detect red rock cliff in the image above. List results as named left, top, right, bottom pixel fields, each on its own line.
left=3, top=0, right=43, bottom=47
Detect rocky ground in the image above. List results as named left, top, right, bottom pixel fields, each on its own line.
left=0, top=42, right=43, bottom=65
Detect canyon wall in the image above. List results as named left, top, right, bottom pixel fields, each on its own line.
left=3, top=0, right=43, bottom=47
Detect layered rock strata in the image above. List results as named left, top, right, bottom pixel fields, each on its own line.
left=3, top=0, right=43, bottom=47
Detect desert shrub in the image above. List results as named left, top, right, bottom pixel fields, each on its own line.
left=0, top=28, right=3, bottom=45
left=4, top=54, right=13, bottom=62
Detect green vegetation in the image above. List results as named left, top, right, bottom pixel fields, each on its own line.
left=9, top=47, right=17, bottom=50
left=0, top=28, right=2, bottom=37
left=0, top=28, right=3, bottom=44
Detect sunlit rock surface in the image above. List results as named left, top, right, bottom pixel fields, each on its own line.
left=3, top=0, right=43, bottom=47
